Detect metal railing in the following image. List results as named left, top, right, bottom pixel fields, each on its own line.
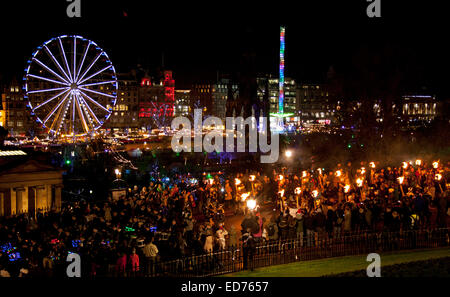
left=103, top=227, right=450, bottom=277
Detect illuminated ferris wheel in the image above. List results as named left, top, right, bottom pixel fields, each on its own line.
left=24, top=35, right=118, bottom=138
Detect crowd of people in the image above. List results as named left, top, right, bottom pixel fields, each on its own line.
left=0, top=160, right=448, bottom=277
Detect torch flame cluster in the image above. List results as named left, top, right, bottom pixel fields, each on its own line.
left=344, top=184, right=350, bottom=193
left=356, top=178, right=363, bottom=187
left=241, top=192, right=250, bottom=201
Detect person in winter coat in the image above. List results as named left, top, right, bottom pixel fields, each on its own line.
left=204, top=235, right=214, bottom=253
left=304, top=211, right=315, bottom=247
left=228, top=225, right=239, bottom=248
left=267, top=216, right=279, bottom=242
left=295, top=210, right=305, bottom=246
left=288, top=216, right=297, bottom=239
left=115, top=252, right=127, bottom=275
left=314, top=208, right=326, bottom=245
left=216, top=224, right=228, bottom=250
left=252, top=214, right=263, bottom=243
left=343, top=206, right=352, bottom=235
left=129, top=248, right=139, bottom=272
left=278, top=211, right=289, bottom=240
left=325, top=206, right=336, bottom=239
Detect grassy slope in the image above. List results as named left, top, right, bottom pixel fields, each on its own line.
left=223, top=248, right=450, bottom=277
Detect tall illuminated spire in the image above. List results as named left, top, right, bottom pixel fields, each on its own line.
left=279, top=26, right=285, bottom=114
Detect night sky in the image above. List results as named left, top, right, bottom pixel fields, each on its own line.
left=0, top=1, right=448, bottom=96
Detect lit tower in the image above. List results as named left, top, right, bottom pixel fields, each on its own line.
left=270, top=26, right=292, bottom=131
left=279, top=26, right=285, bottom=115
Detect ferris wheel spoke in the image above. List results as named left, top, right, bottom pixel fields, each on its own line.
left=73, top=36, right=77, bottom=82
left=32, top=88, right=70, bottom=112
left=44, top=45, right=72, bottom=83
left=75, top=94, right=90, bottom=133
left=58, top=38, right=73, bottom=83
left=32, top=58, right=70, bottom=84
left=78, top=65, right=113, bottom=85
left=27, top=86, right=69, bottom=94
left=50, top=95, right=72, bottom=134
left=71, top=93, right=76, bottom=135
left=77, top=51, right=103, bottom=84
left=43, top=91, right=71, bottom=124
left=27, top=74, right=70, bottom=86
left=77, top=93, right=102, bottom=125
left=75, top=42, right=90, bottom=82
left=78, top=80, right=117, bottom=88
left=78, top=90, right=110, bottom=113
left=79, top=87, right=116, bottom=99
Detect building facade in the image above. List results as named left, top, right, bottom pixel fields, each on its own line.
left=297, top=83, right=335, bottom=125
left=212, top=79, right=238, bottom=120
left=401, top=94, right=437, bottom=122
left=0, top=79, right=33, bottom=136
left=0, top=158, right=63, bottom=217
left=174, top=89, right=191, bottom=117
left=105, top=73, right=140, bottom=132
left=191, top=82, right=213, bottom=116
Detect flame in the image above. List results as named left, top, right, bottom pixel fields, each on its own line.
left=369, top=162, right=376, bottom=168
left=295, top=187, right=301, bottom=195
left=356, top=178, right=363, bottom=187
left=235, top=178, right=241, bottom=186
left=335, top=170, right=342, bottom=177
left=312, top=190, right=318, bottom=198
left=360, top=167, right=366, bottom=175
left=344, top=184, right=350, bottom=193
left=302, top=171, right=307, bottom=178
left=249, top=175, right=256, bottom=182
left=433, top=161, right=439, bottom=169
left=278, top=189, right=285, bottom=197
left=402, top=162, right=408, bottom=169
left=279, top=175, right=284, bottom=181
left=415, top=159, right=422, bottom=166
left=398, top=176, right=404, bottom=184
left=435, top=174, right=442, bottom=181
left=241, top=192, right=251, bottom=201
left=317, top=168, right=322, bottom=175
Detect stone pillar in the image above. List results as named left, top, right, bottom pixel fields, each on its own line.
left=13, top=187, right=25, bottom=214
left=4, top=189, right=11, bottom=216
left=52, top=184, right=63, bottom=211
left=0, top=192, right=3, bottom=217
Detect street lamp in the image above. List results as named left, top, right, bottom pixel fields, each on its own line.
left=285, top=150, right=292, bottom=158
left=115, top=168, right=121, bottom=179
